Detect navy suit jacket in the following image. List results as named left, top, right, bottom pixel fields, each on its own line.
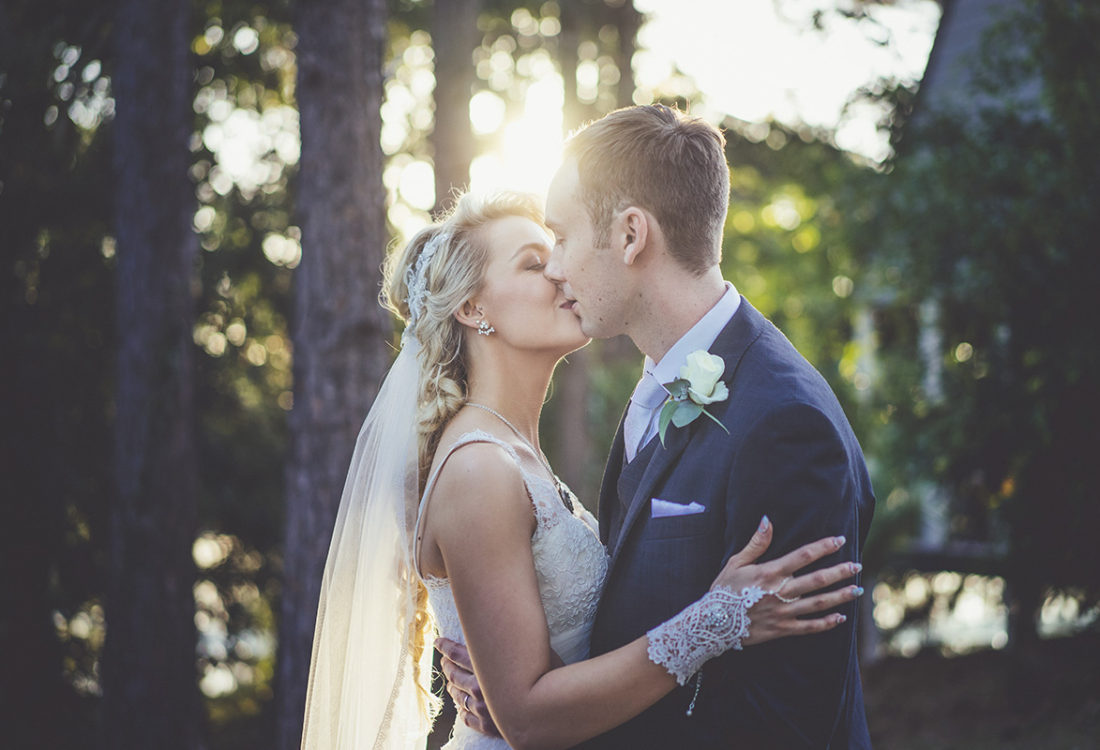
left=580, top=298, right=874, bottom=749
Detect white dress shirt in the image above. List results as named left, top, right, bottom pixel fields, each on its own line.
left=624, top=282, right=741, bottom=461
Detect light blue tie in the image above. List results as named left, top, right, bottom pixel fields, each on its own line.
left=623, top=371, right=667, bottom=462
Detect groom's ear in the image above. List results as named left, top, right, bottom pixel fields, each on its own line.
left=619, top=207, right=649, bottom=266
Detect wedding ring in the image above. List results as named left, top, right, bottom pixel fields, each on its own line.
left=770, top=576, right=801, bottom=604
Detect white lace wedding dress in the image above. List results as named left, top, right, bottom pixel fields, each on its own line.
left=416, top=430, right=609, bottom=750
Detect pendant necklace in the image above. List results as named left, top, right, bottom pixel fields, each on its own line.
left=465, top=402, right=575, bottom=513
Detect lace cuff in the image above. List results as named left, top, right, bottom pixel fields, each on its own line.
left=646, top=585, right=767, bottom=685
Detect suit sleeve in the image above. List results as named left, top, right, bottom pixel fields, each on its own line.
left=723, top=400, right=853, bottom=569
left=710, top=400, right=861, bottom=747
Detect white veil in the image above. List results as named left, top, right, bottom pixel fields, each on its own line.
left=300, top=332, right=437, bottom=749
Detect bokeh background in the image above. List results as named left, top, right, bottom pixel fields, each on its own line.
left=2, top=0, right=1098, bottom=748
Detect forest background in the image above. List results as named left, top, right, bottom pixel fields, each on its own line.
left=2, top=0, right=1097, bottom=748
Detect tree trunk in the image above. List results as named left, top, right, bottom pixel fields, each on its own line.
left=432, top=0, right=482, bottom=213
left=550, top=29, right=595, bottom=498
left=276, top=0, right=391, bottom=747
left=551, top=0, right=641, bottom=503
left=102, top=0, right=202, bottom=748
left=559, top=2, right=584, bottom=130
left=613, top=0, right=641, bottom=108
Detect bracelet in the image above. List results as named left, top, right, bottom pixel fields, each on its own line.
left=646, top=585, right=767, bottom=686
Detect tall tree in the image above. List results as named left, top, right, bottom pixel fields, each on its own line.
left=610, top=0, right=641, bottom=108
left=550, top=0, right=642, bottom=500
left=276, top=0, right=391, bottom=746
left=101, top=0, right=202, bottom=747
left=432, top=0, right=483, bottom=212
left=0, top=3, right=115, bottom=746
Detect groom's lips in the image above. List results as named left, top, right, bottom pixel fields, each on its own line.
left=560, top=299, right=578, bottom=313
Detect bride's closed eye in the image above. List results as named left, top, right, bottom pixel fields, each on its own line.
left=520, top=250, right=547, bottom=271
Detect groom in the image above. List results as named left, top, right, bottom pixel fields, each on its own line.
left=445, top=104, right=875, bottom=748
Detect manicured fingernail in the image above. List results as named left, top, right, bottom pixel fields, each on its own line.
left=836, top=614, right=847, bottom=624
left=834, top=535, right=846, bottom=549
left=758, top=515, right=770, bottom=533
left=851, top=562, right=863, bottom=574
left=853, top=586, right=864, bottom=597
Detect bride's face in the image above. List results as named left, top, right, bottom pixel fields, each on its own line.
left=472, top=215, right=590, bottom=356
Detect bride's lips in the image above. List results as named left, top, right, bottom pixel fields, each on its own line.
left=560, top=298, right=578, bottom=313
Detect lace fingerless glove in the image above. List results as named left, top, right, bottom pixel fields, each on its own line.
left=646, top=585, right=767, bottom=685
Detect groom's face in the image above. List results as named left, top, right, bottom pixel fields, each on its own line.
left=544, top=160, right=631, bottom=339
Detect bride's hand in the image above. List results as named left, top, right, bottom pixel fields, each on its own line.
left=711, top=517, right=864, bottom=647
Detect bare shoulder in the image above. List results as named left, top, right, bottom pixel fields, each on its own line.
left=429, top=440, right=535, bottom=533
left=433, top=440, right=521, bottom=495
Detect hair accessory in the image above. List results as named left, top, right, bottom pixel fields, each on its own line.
left=477, top=320, right=495, bottom=336
left=405, top=230, right=451, bottom=332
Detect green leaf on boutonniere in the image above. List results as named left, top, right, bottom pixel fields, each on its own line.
left=656, top=353, right=732, bottom=447
left=665, top=378, right=690, bottom=401
left=658, top=399, right=705, bottom=445
left=658, top=399, right=678, bottom=446
left=672, top=400, right=703, bottom=427
left=700, top=405, right=730, bottom=434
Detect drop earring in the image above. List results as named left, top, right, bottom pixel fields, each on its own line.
left=478, top=319, right=495, bottom=336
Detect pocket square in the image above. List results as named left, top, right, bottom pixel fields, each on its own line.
left=650, top=498, right=706, bottom=518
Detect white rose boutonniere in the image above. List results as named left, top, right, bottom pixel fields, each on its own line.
left=657, top=350, right=731, bottom=446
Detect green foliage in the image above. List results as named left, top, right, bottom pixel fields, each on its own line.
left=188, top=4, right=298, bottom=744
left=847, top=0, right=1100, bottom=610
left=722, top=121, right=868, bottom=414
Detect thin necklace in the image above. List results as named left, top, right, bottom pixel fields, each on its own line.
left=465, top=402, right=575, bottom=512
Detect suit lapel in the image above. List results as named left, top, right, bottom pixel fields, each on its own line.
left=606, top=421, right=692, bottom=568
left=602, top=296, right=767, bottom=577
left=597, top=406, right=628, bottom=545
left=708, top=295, right=765, bottom=381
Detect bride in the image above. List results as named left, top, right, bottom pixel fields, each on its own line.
left=300, top=192, right=862, bottom=749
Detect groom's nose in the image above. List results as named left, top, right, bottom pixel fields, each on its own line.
left=544, top=245, right=566, bottom=285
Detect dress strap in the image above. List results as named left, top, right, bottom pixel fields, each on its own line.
left=413, top=430, right=522, bottom=579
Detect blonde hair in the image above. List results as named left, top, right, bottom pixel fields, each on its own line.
left=381, top=191, right=544, bottom=718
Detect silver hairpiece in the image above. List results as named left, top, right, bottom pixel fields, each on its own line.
left=404, top=230, right=450, bottom=332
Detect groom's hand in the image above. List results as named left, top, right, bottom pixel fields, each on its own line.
left=435, top=638, right=501, bottom=738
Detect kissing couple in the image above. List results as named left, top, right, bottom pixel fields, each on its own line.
left=301, top=104, right=875, bottom=749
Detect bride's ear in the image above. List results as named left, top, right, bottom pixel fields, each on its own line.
left=619, top=207, right=649, bottom=266
left=454, top=299, right=486, bottom=332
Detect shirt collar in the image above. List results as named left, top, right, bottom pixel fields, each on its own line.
left=641, top=281, right=740, bottom=396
